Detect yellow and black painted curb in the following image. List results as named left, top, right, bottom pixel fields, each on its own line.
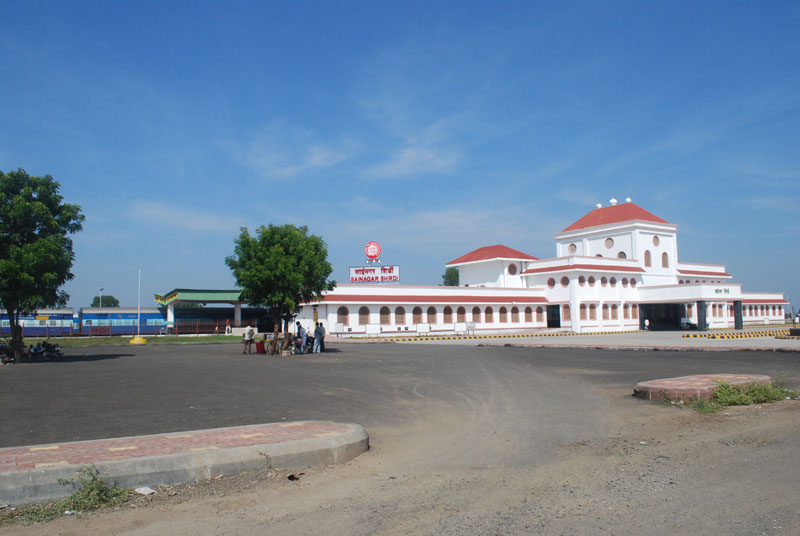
left=683, top=328, right=791, bottom=339
left=382, top=330, right=642, bottom=343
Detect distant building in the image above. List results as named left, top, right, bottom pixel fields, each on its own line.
left=298, top=199, right=787, bottom=335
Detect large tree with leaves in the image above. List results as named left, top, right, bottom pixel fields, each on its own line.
left=225, top=224, right=335, bottom=355
left=0, top=169, right=84, bottom=362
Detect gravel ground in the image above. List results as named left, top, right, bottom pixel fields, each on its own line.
left=2, top=342, right=799, bottom=535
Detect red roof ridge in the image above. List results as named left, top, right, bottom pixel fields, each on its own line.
left=560, top=203, right=671, bottom=233
left=447, top=244, right=538, bottom=266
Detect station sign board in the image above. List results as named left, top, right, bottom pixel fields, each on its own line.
left=350, top=265, right=400, bottom=283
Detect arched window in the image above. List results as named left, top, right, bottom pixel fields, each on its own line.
left=562, top=304, right=571, bottom=321
left=579, top=275, right=586, bottom=286
left=485, top=307, right=494, bottom=323
left=511, top=307, right=519, bottom=322
left=630, top=278, right=637, bottom=287
left=589, top=304, right=597, bottom=320
left=457, top=306, right=466, bottom=323
left=427, top=306, right=437, bottom=324
left=443, top=306, right=453, bottom=323
left=580, top=304, right=587, bottom=320
left=524, top=307, right=533, bottom=322
left=631, top=304, right=638, bottom=319
left=617, top=251, right=627, bottom=259
left=358, top=306, right=370, bottom=325
left=623, top=304, right=629, bottom=319
left=337, top=306, right=349, bottom=326
left=602, top=304, right=609, bottom=320
left=622, top=278, right=629, bottom=287
left=499, top=307, right=508, bottom=323
left=395, top=307, right=406, bottom=324
left=588, top=276, right=596, bottom=287
left=380, top=306, right=391, bottom=325
left=547, top=278, right=556, bottom=288
left=687, top=304, right=693, bottom=317
left=662, top=252, right=669, bottom=268
left=601, top=276, right=608, bottom=287
left=536, top=306, right=544, bottom=322
left=611, top=304, right=618, bottom=320
left=560, top=276, right=569, bottom=287
left=610, top=277, right=617, bottom=287
left=472, top=306, right=481, bottom=323
left=413, top=306, right=423, bottom=324
left=678, top=280, right=684, bottom=285
left=644, top=250, right=652, bottom=267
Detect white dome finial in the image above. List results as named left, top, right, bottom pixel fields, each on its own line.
left=610, top=197, right=618, bottom=206
left=625, top=196, right=632, bottom=203
left=596, top=203, right=602, bottom=209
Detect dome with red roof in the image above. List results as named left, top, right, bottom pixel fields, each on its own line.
left=560, top=202, right=671, bottom=233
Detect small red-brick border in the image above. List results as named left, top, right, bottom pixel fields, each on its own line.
left=633, top=374, right=773, bottom=402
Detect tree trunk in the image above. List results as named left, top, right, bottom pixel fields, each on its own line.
left=8, top=310, right=25, bottom=363
left=281, top=316, right=291, bottom=351
left=269, top=308, right=281, bottom=355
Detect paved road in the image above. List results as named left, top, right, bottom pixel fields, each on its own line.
left=2, top=340, right=799, bottom=448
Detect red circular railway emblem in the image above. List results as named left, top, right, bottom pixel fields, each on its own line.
left=364, top=241, right=382, bottom=259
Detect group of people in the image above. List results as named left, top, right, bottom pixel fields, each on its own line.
left=295, top=321, right=326, bottom=354
left=240, top=321, right=327, bottom=355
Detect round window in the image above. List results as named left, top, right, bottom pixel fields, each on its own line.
left=630, top=278, right=637, bottom=287
left=610, top=277, right=617, bottom=287
left=560, top=276, right=569, bottom=287
left=578, top=275, right=586, bottom=286
left=601, top=276, right=608, bottom=286
left=605, top=238, right=614, bottom=249
left=508, top=263, right=518, bottom=275
left=622, top=278, right=629, bottom=287
left=547, top=278, right=556, bottom=288
left=653, top=235, right=660, bottom=246
left=568, top=243, right=577, bottom=254
left=588, top=276, right=596, bottom=287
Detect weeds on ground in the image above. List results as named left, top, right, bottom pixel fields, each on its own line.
left=0, top=466, right=131, bottom=526
left=686, top=381, right=798, bottom=413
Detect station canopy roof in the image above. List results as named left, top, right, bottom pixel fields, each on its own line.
left=154, top=289, right=243, bottom=306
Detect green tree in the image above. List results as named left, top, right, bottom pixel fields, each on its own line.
left=91, top=295, right=120, bottom=307
left=225, top=224, right=335, bottom=355
left=442, top=266, right=459, bottom=286
left=0, top=169, right=84, bottom=362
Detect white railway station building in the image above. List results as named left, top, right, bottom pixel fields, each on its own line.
left=298, top=199, right=788, bottom=336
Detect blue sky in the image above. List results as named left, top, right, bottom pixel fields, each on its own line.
left=1, top=1, right=799, bottom=312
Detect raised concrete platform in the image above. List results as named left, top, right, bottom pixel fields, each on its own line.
left=0, top=421, right=368, bottom=505
left=633, top=374, right=773, bottom=402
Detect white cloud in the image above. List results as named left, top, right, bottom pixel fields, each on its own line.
left=130, top=201, right=244, bottom=234
left=226, top=123, right=355, bottom=180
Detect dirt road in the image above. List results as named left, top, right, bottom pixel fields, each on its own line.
left=3, top=344, right=799, bottom=534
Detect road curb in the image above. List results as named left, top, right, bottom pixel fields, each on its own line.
left=0, top=421, right=368, bottom=505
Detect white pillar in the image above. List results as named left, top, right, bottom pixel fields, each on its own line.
left=234, top=303, right=242, bottom=327
left=167, top=303, right=175, bottom=324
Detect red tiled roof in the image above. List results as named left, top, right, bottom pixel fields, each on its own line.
left=446, top=245, right=538, bottom=266
left=561, top=203, right=670, bottom=232
left=522, top=264, right=645, bottom=274
left=321, top=294, right=547, bottom=304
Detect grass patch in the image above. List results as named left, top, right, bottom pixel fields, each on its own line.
left=0, top=466, right=131, bottom=526
left=687, top=380, right=797, bottom=413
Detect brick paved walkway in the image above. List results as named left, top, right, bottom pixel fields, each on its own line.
left=633, top=373, right=773, bottom=402
left=0, top=421, right=350, bottom=473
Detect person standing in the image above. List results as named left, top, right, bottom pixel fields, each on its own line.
left=313, top=322, right=324, bottom=353
left=295, top=321, right=307, bottom=354
left=225, top=319, right=232, bottom=335
left=319, top=322, right=326, bottom=352
left=243, top=323, right=255, bottom=354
